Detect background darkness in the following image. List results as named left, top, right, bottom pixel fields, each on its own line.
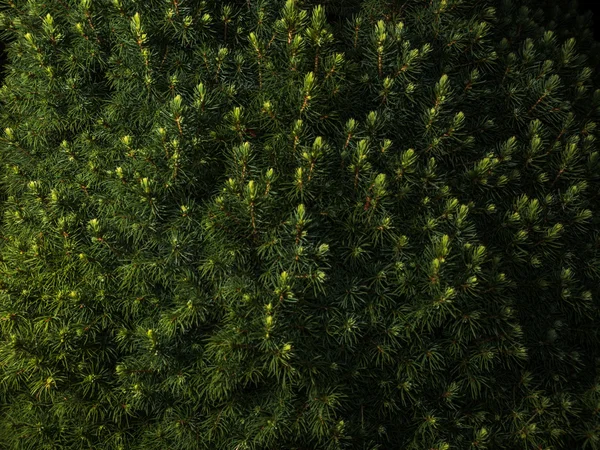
left=579, top=0, right=600, bottom=39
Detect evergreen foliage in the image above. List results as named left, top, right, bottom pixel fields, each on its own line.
left=0, top=0, right=599, bottom=448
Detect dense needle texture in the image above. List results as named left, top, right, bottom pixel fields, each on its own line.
left=0, top=0, right=599, bottom=448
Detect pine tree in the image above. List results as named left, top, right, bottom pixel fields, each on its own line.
left=0, top=0, right=599, bottom=449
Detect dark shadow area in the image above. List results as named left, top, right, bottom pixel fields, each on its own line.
left=577, top=0, right=600, bottom=40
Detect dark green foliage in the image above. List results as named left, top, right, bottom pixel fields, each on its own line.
left=0, top=0, right=599, bottom=449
